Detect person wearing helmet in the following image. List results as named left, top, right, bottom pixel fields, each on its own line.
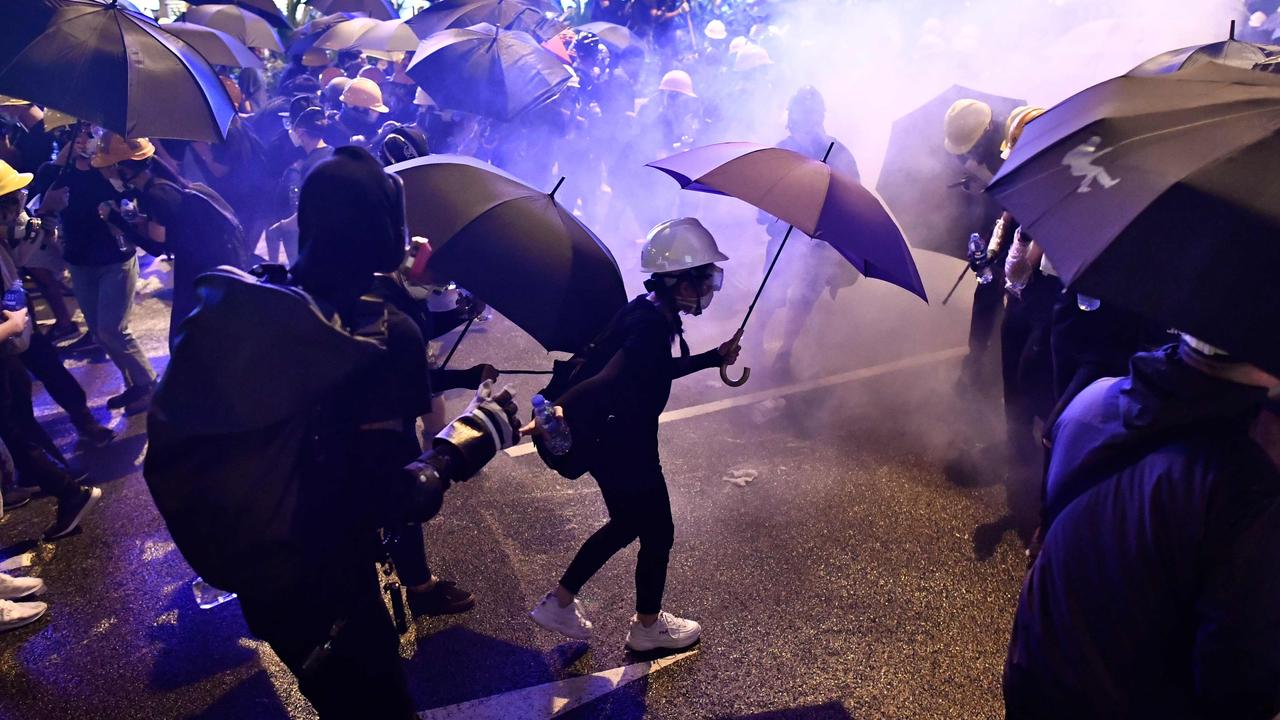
left=529, top=217, right=741, bottom=652
left=375, top=124, right=429, bottom=167
left=338, top=77, right=390, bottom=146
left=323, top=75, right=352, bottom=113
left=750, top=86, right=861, bottom=375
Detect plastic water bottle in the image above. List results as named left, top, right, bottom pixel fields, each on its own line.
left=2, top=280, right=25, bottom=312
left=119, top=198, right=139, bottom=223
left=1076, top=293, right=1101, bottom=312
left=968, top=233, right=993, bottom=285
left=192, top=577, right=237, bottom=609
left=531, top=394, right=572, bottom=456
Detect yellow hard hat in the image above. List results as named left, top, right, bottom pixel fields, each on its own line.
left=318, top=66, right=344, bottom=87
left=340, top=76, right=389, bottom=113
left=91, top=132, right=156, bottom=168
left=658, top=70, right=697, bottom=98
left=1001, top=105, right=1047, bottom=159
left=43, top=108, right=77, bottom=131
left=0, top=159, right=33, bottom=198
left=943, top=98, right=993, bottom=155
left=0, top=95, right=30, bottom=107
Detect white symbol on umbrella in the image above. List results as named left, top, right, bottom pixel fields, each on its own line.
left=1062, top=135, right=1121, bottom=193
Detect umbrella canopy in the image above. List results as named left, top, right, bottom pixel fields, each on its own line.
left=311, top=17, right=381, bottom=50
left=161, top=21, right=263, bottom=68
left=308, top=0, right=397, bottom=21
left=1129, top=38, right=1280, bottom=76
left=408, top=0, right=567, bottom=43
left=187, top=0, right=289, bottom=28
left=288, top=11, right=364, bottom=55
left=183, top=4, right=282, bottom=52
left=351, top=18, right=419, bottom=53
left=406, top=23, right=572, bottom=121
left=987, top=63, right=1280, bottom=375
left=0, top=0, right=234, bottom=142
left=574, top=21, right=636, bottom=53
left=649, top=142, right=928, bottom=302
left=875, top=85, right=1025, bottom=261
left=387, top=154, right=626, bottom=353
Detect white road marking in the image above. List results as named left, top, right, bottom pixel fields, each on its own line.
left=505, top=346, right=967, bottom=458
left=418, top=650, right=696, bottom=720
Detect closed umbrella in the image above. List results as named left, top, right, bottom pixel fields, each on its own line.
left=162, top=21, right=263, bottom=68
left=352, top=18, right=419, bottom=53
left=987, top=63, right=1280, bottom=375
left=649, top=141, right=927, bottom=386
left=187, top=0, right=289, bottom=28
left=183, top=4, right=282, bottom=52
left=0, top=0, right=234, bottom=141
left=574, top=21, right=636, bottom=53
left=308, top=0, right=397, bottom=21
left=406, top=23, right=571, bottom=121
left=387, top=154, right=626, bottom=353
left=408, top=0, right=567, bottom=43
left=876, top=85, right=1025, bottom=261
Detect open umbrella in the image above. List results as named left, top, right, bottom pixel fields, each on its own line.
left=311, top=17, right=382, bottom=51
left=0, top=0, right=234, bottom=142
left=351, top=18, right=420, bottom=53
left=649, top=141, right=927, bottom=386
left=876, top=85, right=1025, bottom=261
left=308, top=0, right=397, bottom=21
left=406, top=23, right=572, bottom=121
left=187, top=0, right=289, bottom=28
left=288, top=12, right=364, bottom=55
left=987, top=63, right=1280, bottom=375
left=183, top=4, right=282, bottom=52
left=408, top=0, right=567, bottom=43
left=1129, top=23, right=1280, bottom=77
left=162, top=21, right=263, bottom=68
left=574, top=21, right=636, bottom=53
left=387, top=154, right=626, bottom=354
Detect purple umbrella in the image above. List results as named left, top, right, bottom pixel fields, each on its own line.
left=649, top=141, right=927, bottom=386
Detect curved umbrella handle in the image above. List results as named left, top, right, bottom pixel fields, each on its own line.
left=720, top=362, right=750, bottom=387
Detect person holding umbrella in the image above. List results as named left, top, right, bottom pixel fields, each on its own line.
left=529, top=217, right=741, bottom=652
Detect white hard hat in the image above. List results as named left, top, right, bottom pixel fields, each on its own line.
left=943, top=98, right=993, bottom=155
left=640, top=217, right=729, bottom=274
left=733, top=44, right=773, bottom=72
left=728, top=36, right=749, bottom=54
left=658, top=69, right=697, bottom=98
left=704, top=19, right=727, bottom=40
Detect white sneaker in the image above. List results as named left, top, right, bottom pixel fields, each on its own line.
left=529, top=593, right=593, bottom=640
left=0, top=573, right=44, bottom=600
left=0, top=599, right=46, bottom=632
left=624, top=611, right=701, bottom=652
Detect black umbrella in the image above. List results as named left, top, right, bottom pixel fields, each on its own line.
left=1129, top=23, right=1280, bottom=76
left=407, top=0, right=567, bottom=42
left=387, top=154, right=626, bottom=353
left=574, top=21, right=636, bottom=53
left=987, top=63, right=1280, bottom=375
left=307, top=0, right=396, bottom=21
left=183, top=4, right=283, bottom=52
left=187, top=0, right=289, bottom=28
left=0, top=0, right=234, bottom=142
left=406, top=23, right=571, bottom=121
left=287, top=11, right=365, bottom=55
left=162, top=22, right=263, bottom=68
left=876, top=85, right=1025, bottom=261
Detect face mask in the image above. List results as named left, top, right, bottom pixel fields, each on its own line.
left=78, top=137, right=98, bottom=158
left=289, top=128, right=303, bottom=147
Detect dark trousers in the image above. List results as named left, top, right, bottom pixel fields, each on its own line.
left=0, top=354, right=76, bottom=499
left=21, top=331, right=88, bottom=419
left=560, top=466, right=675, bottom=615
left=387, top=522, right=431, bottom=587
left=239, top=563, right=416, bottom=720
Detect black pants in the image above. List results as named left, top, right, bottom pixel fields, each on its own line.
left=21, top=331, right=88, bottom=419
left=239, top=563, right=416, bottom=720
left=387, top=522, right=431, bottom=587
left=560, top=466, right=675, bottom=615
left=963, top=267, right=1008, bottom=382
left=0, top=354, right=76, bottom=499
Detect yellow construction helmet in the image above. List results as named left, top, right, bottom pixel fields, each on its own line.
left=340, top=77, right=389, bottom=113
left=0, top=159, right=33, bottom=198
left=1001, top=105, right=1047, bottom=159
left=91, top=132, right=155, bottom=168
left=943, top=98, right=993, bottom=155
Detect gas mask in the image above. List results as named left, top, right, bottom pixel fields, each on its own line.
left=673, top=265, right=723, bottom=316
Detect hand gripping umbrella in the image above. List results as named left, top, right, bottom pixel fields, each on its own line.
left=182, top=4, right=283, bottom=52
left=986, top=63, right=1280, bottom=376
left=0, top=0, right=234, bottom=142
left=387, top=154, right=626, bottom=355
left=649, top=142, right=928, bottom=387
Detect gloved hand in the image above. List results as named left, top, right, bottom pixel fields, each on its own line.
left=433, top=381, right=520, bottom=481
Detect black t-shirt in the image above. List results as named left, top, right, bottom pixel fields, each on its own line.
left=45, top=164, right=132, bottom=267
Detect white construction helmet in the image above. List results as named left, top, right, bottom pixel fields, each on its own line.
left=943, top=98, right=993, bottom=155
left=658, top=69, right=697, bottom=98
left=641, top=218, right=729, bottom=274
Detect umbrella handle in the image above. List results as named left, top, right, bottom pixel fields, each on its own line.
left=720, top=363, right=750, bottom=387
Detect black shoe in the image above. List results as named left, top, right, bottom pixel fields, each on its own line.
left=72, top=414, right=116, bottom=448
left=106, top=384, right=153, bottom=412
left=60, top=332, right=99, bottom=353
left=407, top=580, right=475, bottom=617
left=43, top=486, right=101, bottom=540
left=2, top=487, right=35, bottom=511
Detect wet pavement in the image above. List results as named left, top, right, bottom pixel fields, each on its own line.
left=0, top=246, right=1028, bottom=720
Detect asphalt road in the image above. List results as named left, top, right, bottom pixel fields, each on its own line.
left=0, top=242, right=1028, bottom=720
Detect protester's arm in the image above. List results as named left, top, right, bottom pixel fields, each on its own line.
left=0, top=307, right=28, bottom=342
left=672, top=333, right=740, bottom=379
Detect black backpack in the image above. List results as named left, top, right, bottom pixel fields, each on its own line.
left=180, top=182, right=247, bottom=269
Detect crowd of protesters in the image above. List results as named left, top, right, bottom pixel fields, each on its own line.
left=0, top=0, right=1274, bottom=718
